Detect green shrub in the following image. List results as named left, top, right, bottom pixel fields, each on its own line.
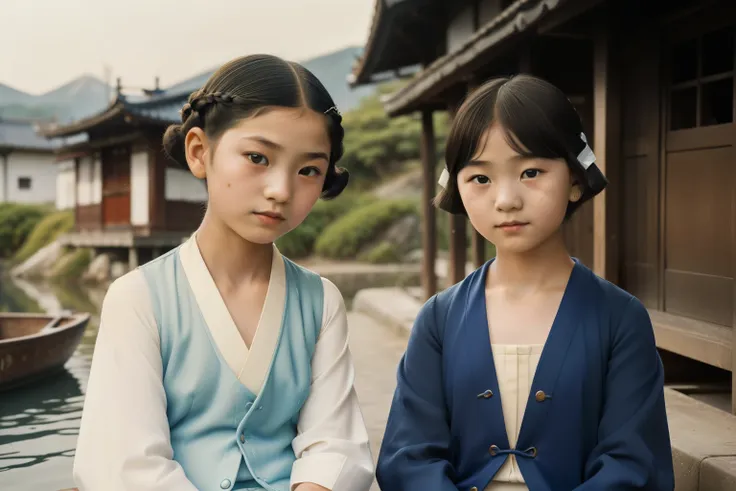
left=50, top=248, right=92, bottom=281
left=276, top=192, right=376, bottom=258
left=358, top=241, right=401, bottom=263
left=12, top=210, right=74, bottom=264
left=315, top=198, right=418, bottom=259
left=0, top=203, right=49, bottom=258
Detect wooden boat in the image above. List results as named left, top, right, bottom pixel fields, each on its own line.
left=0, top=312, right=90, bottom=391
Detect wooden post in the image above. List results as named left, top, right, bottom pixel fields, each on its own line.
left=419, top=109, right=438, bottom=299
left=447, top=95, right=467, bottom=285
left=592, top=14, right=621, bottom=284
left=467, top=76, right=487, bottom=268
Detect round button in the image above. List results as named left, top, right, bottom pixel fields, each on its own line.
left=535, top=390, right=546, bottom=402
left=470, top=487, right=478, bottom=491
left=528, top=447, right=538, bottom=458
left=477, top=390, right=493, bottom=399
left=489, top=444, right=499, bottom=456
left=220, top=478, right=231, bottom=489
left=240, top=434, right=245, bottom=443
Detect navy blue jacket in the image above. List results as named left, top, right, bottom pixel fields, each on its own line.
left=376, top=259, right=674, bottom=490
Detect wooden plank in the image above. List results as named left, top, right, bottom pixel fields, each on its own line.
left=649, top=309, right=733, bottom=371
left=419, top=110, right=438, bottom=299
left=446, top=95, right=468, bottom=286
left=592, top=11, right=622, bottom=283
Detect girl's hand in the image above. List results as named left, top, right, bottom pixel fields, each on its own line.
left=294, top=484, right=330, bottom=491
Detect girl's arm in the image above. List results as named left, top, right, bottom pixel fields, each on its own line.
left=574, top=297, right=675, bottom=490
left=376, top=295, right=459, bottom=491
left=290, top=279, right=374, bottom=491
left=73, top=272, right=198, bottom=491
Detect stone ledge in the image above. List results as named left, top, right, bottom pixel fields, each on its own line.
left=352, top=286, right=736, bottom=491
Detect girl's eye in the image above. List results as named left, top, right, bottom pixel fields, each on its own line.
left=300, top=166, right=322, bottom=177
left=522, top=169, right=542, bottom=179
left=471, top=175, right=490, bottom=184
left=246, top=153, right=268, bottom=165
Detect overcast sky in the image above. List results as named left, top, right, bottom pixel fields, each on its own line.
left=1, top=0, right=376, bottom=94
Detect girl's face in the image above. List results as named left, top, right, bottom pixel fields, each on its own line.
left=456, top=123, right=576, bottom=255
left=187, top=107, right=331, bottom=244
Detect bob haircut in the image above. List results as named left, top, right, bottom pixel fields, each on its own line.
left=435, top=74, right=607, bottom=217
left=163, top=54, right=348, bottom=200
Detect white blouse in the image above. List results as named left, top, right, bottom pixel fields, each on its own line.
left=484, top=344, right=543, bottom=491
left=73, top=236, right=374, bottom=491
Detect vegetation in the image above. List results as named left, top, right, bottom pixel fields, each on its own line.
left=50, top=248, right=92, bottom=281
left=276, top=191, right=376, bottom=258
left=0, top=203, right=51, bottom=259
left=314, top=198, right=418, bottom=259
left=340, top=82, right=450, bottom=185
left=358, top=241, right=401, bottom=264
left=12, top=210, right=74, bottom=264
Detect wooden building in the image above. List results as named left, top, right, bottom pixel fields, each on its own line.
left=351, top=0, right=736, bottom=412
left=40, top=92, right=207, bottom=268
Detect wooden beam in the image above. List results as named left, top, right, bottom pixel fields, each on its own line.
left=419, top=109, right=438, bottom=300
left=592, top=12, right=622, bottom=284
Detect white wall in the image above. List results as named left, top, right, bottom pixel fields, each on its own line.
left=0, top=152, right=58, bottom=205
left=447, top=4, right=476, bottom=53
left=130, top=150, right=150, bottom=226
left=76, top=155, right=102, bottom=206
left=55, top=160, right=76, bottom=210
left=165, top=167, right=208, bottom=203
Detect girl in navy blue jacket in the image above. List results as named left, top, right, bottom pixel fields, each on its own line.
left=376, top=75, right=674, bottom=491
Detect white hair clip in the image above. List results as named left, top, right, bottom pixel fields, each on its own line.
left=577, top=132, right=596, bottom=169
left=438, top=168, right=450, bottom=188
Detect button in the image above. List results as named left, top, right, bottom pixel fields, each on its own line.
left=528, top=447, right=538, bottom=458
left=489, top=444, right=499, bottom=456
left=240, top=434, right=245, bottom=443
left=535, top=390, right=546, bottom=402
left=470, top=487, right=478, bottom=491
left=477, top=390, right=493, bottom=399
left=220, top=479, right=231, bottom=489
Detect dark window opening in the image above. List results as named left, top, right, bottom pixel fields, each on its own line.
left=17, top=177, right=31, bottom=190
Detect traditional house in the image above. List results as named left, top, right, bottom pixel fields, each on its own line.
left=352, top=0, right=736, bottom=414
left=0, top=118, right=60, bottom=206
left=40, top=90, right=207, bottom=268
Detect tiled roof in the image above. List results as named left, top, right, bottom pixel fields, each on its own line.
left=0, top=118, right=58, bottom=151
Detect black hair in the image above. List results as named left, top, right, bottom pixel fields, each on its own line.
left=163, top=54, right=348, bottom=199
left=435, top=74, right=607, bottom=217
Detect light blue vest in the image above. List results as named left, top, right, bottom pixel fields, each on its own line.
left=140, top=247, right=323, bottom=491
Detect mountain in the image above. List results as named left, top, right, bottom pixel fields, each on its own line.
left=0, top=75, right=110, bottom=122
left=165, top=46, right=378, bottom=113
left=0, top=46, right=378, bottom=123
left=0, top=83, right=34, bottom=107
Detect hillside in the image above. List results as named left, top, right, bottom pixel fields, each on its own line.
left=0, top=46, right=378, bottom=122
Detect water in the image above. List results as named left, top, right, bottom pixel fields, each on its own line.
left=0, top=276, right=106, bottom=491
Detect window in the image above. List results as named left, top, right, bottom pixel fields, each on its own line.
left=669, top=25, right=735, bottom=130
left=18, top=177, right=31, bottom=190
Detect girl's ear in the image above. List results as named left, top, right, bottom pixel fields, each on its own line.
left=184, top=127, right=209, bottom=179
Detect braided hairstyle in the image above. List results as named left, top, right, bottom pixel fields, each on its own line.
left=163, top=54, right=348, bottom=199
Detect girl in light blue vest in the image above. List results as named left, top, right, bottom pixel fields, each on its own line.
left=74, top=54, right=374, bottom=491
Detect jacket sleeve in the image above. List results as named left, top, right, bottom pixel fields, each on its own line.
left=574, top=297, right=675, bottom=490
left=376, top=294, right=459, bottom=491
left=73, top=271, right=199, bottom=491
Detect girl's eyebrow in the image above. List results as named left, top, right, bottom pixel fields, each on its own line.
left=466, top=155, right=528, bottom=166
left=240, top=135, right=329, bottom=161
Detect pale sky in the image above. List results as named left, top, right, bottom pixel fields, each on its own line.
left=0, top=0, right=376, bottom=95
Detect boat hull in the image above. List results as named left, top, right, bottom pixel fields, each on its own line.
left=0, top=313, right=90, bottom=391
